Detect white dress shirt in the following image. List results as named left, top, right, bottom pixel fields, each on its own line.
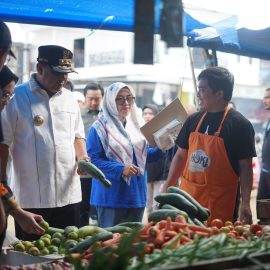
left=1, top=75, right=85, bottom=208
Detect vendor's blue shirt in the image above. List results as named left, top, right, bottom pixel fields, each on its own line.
left=86, top=127, right=163, bottom=208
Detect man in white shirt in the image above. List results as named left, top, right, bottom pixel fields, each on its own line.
left=1, top=45, right=89, bottom=240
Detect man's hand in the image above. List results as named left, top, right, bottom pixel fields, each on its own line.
left=77, top=156, right=90, bottom=175
left=10, top=207, right=45, bottom=235
left=122, top=164, right=139, bottom=177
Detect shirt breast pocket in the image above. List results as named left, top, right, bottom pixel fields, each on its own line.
left=53, top=109, right=76, bottom=143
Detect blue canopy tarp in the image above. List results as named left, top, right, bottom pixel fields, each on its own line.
left=1, top=0, right=270, bottom=60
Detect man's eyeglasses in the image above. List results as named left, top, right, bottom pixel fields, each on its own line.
left=115, top=96, right=135, bottom=105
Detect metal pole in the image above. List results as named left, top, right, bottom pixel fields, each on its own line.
left=188, top=47, right=199, bottom=109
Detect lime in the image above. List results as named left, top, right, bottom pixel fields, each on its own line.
left=40, top=237, right=51, bottom=246
left=39, top=220, right=50, bottom=231
left=47, top=245, right=59, bottom=254
left=52, top=232, right=62, bottom=239
left=51, top=237, right=61, bottom=247
left=64, top=225, right=79, bottom=235
left=40, top=247, right=50, bottom=256
left=64, top=239, right=78, bottom=249
left=14, top=242, right=26, bottom=252
left=42, top=233, right=52, bottom=239
left=67, top=231, right=78, bottom=240
left=28, top=246, right=41, bottom=256
left=22, top=241, right=34, bottom=252
left=35, top=239, right=45, bottom=250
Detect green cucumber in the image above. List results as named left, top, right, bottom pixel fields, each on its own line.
left=167, top=186, right=210, bottom=221
left=78, top=160, right=112, bottom=188
left=155, top=193, right=198, bottom=217
left=77, top=225, right=107, bottom=239
left=104, top=225, right=132, bottom=233
left=148, top=209, right=186, bottom=222
left=69, top=231, right=113, bottom=253
left=116, top=222, right=144, bottom=230
left=47, top=227, right=65, bottom=235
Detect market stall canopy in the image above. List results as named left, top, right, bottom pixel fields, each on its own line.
left=1, top=0, right=270, bottom=60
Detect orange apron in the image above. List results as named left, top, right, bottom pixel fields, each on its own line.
left=180, top=108, right=238, bottom=223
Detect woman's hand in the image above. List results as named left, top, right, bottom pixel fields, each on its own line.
left=10, top=207, right=45, bottom=235
left=122, top=164, right=139, bottom=177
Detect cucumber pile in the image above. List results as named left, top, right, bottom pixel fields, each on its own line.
left=149, top=186, right=210, bottom=226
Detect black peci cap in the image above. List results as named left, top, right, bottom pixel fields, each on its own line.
left=0, top=21, right=16, bottom=59
left=37, top=45, right=77, bottom=74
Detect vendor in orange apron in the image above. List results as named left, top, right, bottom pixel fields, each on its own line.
left=180, top=107, right=238, bottom=223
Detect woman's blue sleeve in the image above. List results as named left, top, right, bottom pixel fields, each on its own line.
left=86, top=127, right=124, bottom=181
left=146, top=144, right=164, bottom=163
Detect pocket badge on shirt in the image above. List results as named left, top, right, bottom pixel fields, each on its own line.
left=34, top=115, right=44, bottom=126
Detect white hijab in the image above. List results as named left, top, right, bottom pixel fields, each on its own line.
left=92, top=82, right=147, bottom=184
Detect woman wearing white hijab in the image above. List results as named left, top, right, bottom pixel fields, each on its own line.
left=86, top=82, right=163, bottom=227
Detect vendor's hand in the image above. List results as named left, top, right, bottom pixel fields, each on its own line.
left=239, top=204, right=252, bottom=225
left=77, top=156, right=91, bottom=175
left=122, top=164, right=139, bottom=177
left=10, top=207, right=45, bottom=235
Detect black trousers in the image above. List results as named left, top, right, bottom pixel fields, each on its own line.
left=0, top=223, right=7, bottom=254
left=257, top=171, right=270, bottom=200
left=80, top=177, right=97, bottom=227
left=15, top=202, right=80, bottom=241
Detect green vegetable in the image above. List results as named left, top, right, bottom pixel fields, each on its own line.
left=78, top=160, right=112, bottom=188
left=116, top=222, right=144, bottom=230
left=155, top=193, right=198, bottom=217
left=47, top=227, right=65, bottom=235
left=167, top=186, right=210, bottom=221
left=148, top=209, right=187, bottom=222
left=104, top=225, right=132, bottom=233
left=64, top=226, right=79, bottom=235
left=70, top=231, right=113, bottom=253
left=78, top=225, right=107, bottom=239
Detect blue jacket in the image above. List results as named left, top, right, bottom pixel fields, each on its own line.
left=86, top=127, right=163, bottom=208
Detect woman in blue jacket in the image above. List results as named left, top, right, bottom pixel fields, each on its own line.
left=86, top=82, right=163, bottom=227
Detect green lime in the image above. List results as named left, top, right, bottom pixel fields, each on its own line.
left=47, top=245, right=59, bottom=254
left=22, top=241, right=34, bottom=252
left=14, top=242, right=26, bottom=252
left=39, top=220, right=50, bottom=231
left=64, top=239, right=78, bottom=249
left=67, top=231, right=78, bottom=240
left=52, top=232, right=62, bottom=239
left=40, top=237, right=51, bottom=246
left=42, top=233, right=52, bottom=239
left=35, top=239, right=45, bottom=250
left=28, top=246, right=41, bottom=256
left=51, top=237, right=61, bottom=247
left=40, top=247, right=50, bottom=256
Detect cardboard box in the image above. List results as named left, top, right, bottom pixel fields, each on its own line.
left=140, top=98, right=188, bottom=148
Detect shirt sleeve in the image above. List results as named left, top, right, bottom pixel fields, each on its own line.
left=1, top=96, right=18, bottom=146
left=146, top=145, right=164, bottom=163
left=74, top=101, right=85, bottom=139
left=86, top=127, right=124, bottom=180
left=175, top=116, right=192, bottom=149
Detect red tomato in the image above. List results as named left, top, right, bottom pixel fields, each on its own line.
left=250, top=224, right=263, bottom=234
left=255, top=230, right=264, bottom=238
left=210, top=219, right=224, bottom=229
left=234, top=220, right=243, bottom=227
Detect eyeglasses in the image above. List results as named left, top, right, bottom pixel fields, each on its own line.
left=115, top=96, right=135, bottom=105
left=0, top=92, right=15, bottom=101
